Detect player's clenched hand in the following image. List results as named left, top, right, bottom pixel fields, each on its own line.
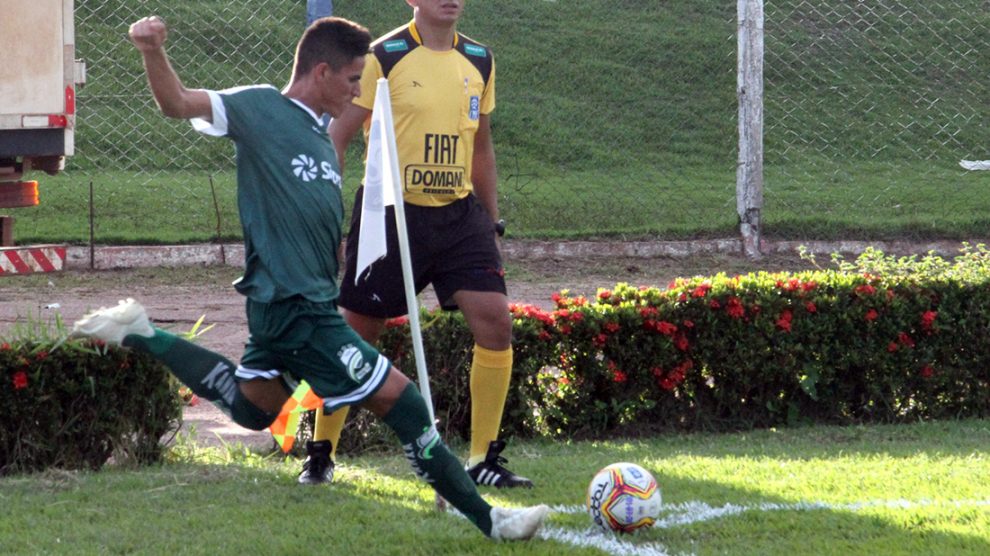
left=128, top=16, right=167, bottom=52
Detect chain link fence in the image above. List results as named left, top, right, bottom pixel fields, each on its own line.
left=763, top=0, right=990, bottom=240
left=9, top=1, right=990, bottom=246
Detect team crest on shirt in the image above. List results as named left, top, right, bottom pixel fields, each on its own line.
left=338, top=343, right=372, bottom=382
left=469, top=96, right=480, bottom=120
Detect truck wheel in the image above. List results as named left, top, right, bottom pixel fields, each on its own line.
left=0, top=181, right=39, bottom=208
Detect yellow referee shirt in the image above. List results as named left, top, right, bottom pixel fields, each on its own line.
left=353, top=21, right=495, bottom=207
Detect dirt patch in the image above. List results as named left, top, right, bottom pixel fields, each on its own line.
left=0, top=250, right=815, bottom=451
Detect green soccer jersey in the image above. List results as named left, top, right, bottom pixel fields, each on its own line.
left=193, top=85, right=344, bottom=303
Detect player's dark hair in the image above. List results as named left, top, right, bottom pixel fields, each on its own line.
left=293, top=17, right=371, bottom=78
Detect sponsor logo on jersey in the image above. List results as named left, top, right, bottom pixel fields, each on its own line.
left=464, top=43, right=487, bottom=57
left=469, top=96, right=480, bottom=120
left=291, top=154, right=342, bottom=186
left=338, top=343, right=372, bottom=382
left=383, top=39, right=409, bottom=52
left=405, top=164, right=464, bottom=196
left=292, top=154, right=319, bottom=182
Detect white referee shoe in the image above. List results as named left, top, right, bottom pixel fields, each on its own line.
left=72, top=298, right=155, bottom=345
left=489, top=504, right=550, bottom=541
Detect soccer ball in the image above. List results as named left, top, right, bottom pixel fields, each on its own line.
left=586, top=462, right=662, bottom=533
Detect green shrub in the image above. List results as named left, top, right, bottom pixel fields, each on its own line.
left=358, top=245, right=990, bottom=443
left=0, top=334, right=181, bottom=476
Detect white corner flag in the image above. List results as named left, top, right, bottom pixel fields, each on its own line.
left=353, top=78, right=438, bottom=425
left=354, top=79, right=398, bottom=284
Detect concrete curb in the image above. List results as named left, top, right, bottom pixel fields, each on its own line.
left=58, top=238, right=990, bottom=270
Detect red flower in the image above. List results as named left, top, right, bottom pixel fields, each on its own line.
left=805, top=302, right=817, bottom=313
left=677, top=292, right=688, bottom=303
left=538, top=330, right=552, bottom=341
left=725, top=297, right=745, bottom=319
left=651, top=366, right=664, bottom=378
left=920, top=311, right=937, bottom=331
left=887, top=342, right=899, bottom=353
left=919, top=365, right=935, bottom=379
left=559, top=324, right=572, bottom=335
left=865, top=308, right=879, bottom=322
left=682, top=319, right=695, bottom=328
left=657, top=321, right=678, bottom=336
left=35, top=350, right=48, bottom=361
left=0, top=342, right=10, bottom=351
left=658, top=377, right=677, bottom=391
left=612, top=369, right=628, bottom=383
left=776, top=309, right=793, bottom=332
left=801, top=281, right=817, bottom=292
left=598, top=290, right=612, bottom=301
left=12, top=371, right=28, bottom=390
left=692, top=282, right=712, bottom=298
left=674, top=332, right=690, bottom=351
left=855, top=284, right=876, bottom=296
left=709, top=299, right=721, bottom=310
left=592, top=333, right=608, bottom=348
left=603, top=322, right=620, bottom=333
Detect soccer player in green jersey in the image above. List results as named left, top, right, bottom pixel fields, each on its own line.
left=72, top=14, right=548, bottom=541
left=299, top=0, right=533, bottom=492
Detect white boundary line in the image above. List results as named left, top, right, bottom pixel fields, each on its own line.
left=535, top=499, right=990, bottom=555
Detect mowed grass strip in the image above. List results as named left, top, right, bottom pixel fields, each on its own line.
left=0, top=419, right=987, bottom=555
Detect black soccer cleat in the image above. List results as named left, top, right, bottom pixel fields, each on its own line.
left=466, top=440, right=534, bottom=489
left=298, top=440, right=335, bottom=485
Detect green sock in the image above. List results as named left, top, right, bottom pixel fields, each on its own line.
left=123, top=328, right=239, bottom=409
left=383, top=383, right=493, bottom=535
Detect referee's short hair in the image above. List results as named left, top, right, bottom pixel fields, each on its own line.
left=294, top=17, right=372, bottom=78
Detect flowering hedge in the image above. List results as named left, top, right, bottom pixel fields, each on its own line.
left=372, top=246, right=990, bottom=440
left=0, top=337, right=180, bottom=475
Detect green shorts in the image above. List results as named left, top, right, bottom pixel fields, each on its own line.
left=236, top=296, right=390, bottom=413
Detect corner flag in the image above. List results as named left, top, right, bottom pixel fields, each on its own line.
left=353, top=78, right=438, bottom=424
left=354, top=79, right=398, bottom=284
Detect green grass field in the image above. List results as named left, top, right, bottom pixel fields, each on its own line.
left=1, top=420, right=987, bottom=555
left=7, top=0, right=990, bottom=244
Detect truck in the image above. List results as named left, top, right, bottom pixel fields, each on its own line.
left=0, top=0, right=86, bottom=226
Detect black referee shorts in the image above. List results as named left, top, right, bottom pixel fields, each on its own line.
left=339, top=188, right=506, bottom=318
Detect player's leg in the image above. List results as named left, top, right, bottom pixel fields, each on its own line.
left=72, top=298, right=283, bottom=430
left=292, top=308, right=548, bottom=540
left=453, top=289, right=528, bottom=483
left=298, top=404, right=348, bottom=485
left=361, top=367, right=548, bottom=540
left=431, top=196, right=533, bottom=488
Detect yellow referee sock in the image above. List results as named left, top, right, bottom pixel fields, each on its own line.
left=313, top=404, right=350, bottom=460
left=468, top=344, right=513, bottom=467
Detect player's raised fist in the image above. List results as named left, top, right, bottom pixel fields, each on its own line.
left=128, top=16, right=167, bottom=52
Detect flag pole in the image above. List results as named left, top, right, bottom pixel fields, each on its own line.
left=377, top=79, right=437, bottom=421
